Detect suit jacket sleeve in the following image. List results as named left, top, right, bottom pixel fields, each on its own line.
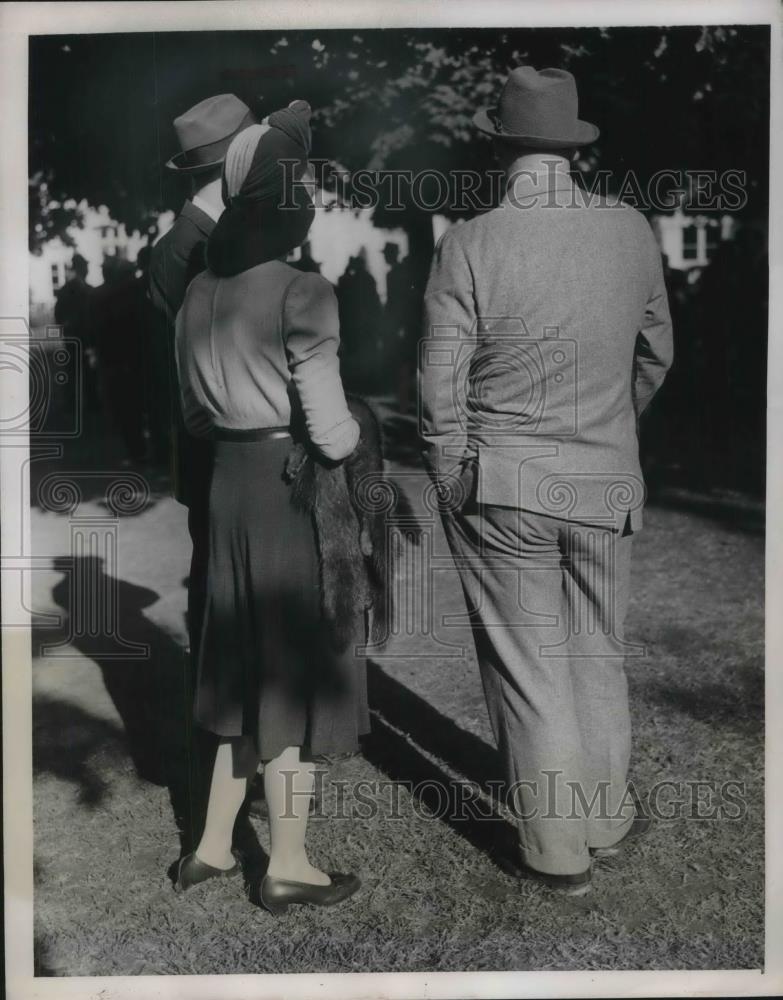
left=634, top=231, right=674, bottom=417
left=419, top=230, right=478, bottom=485
left=283, top=272, right=360, bottom=461
left=149, top=234, right=181, bottom=326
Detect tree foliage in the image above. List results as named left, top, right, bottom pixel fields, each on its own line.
left=29, top=24, right=769, bottom=245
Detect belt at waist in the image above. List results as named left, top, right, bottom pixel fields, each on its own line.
left=211, top=426, right=291, bottom=443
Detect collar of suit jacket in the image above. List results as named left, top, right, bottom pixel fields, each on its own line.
left=180, top=198, right=218, bottom=235
left=503, top=163, right=575, bottom=207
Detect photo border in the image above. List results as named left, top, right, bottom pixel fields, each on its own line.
left=2, top=2, right=780, bottom=997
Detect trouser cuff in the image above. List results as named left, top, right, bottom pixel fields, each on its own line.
left=519, top=842, right=591, bottom=876
left=586, top=812, right=635, bottom=849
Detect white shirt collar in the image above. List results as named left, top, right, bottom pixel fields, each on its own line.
left=191, top=193, right=223, bottom=224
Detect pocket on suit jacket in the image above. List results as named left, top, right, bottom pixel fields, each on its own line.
left=456, top=457, right=478, bottom=511
left=433, top=458, right=476, bottom=516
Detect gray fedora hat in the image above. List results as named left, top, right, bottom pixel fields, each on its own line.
left=166, top=94, right=257, bottom=172
left=473, top=66, right=599, bottom=148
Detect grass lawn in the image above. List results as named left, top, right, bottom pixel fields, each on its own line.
left=30, top=426, right=764, bottom=975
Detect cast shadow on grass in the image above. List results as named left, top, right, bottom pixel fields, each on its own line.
left=642, top=671, right=764, bottom=727
left=645, top=492, right=764, bottom=536
left=362, top=661, right=516, bottom=859
left=39, top=555, right=266, bottom=878
left=34, top=933, right=63, bottom=977
left=33, top=692, right=128, bottom=808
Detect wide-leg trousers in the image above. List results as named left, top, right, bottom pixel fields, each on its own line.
left=442, top=504, right=636, bottom=875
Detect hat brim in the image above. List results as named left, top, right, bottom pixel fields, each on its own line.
left=473, top=108, right=600, bottom=147
left=165, top=151, right=227, bottom=173
left=165, top=111, right=257, bottom=173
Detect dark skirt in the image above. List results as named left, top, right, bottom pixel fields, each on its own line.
left=195, top=433, right=370, bottom=772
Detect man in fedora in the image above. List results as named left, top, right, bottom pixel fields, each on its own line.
left=148, top=94, right=258, bottom=835
left=419, top=67, right=673, bottom=893
left=150, top=94, right=257, bottom=326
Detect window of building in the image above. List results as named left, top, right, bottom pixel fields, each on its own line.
left=705, top=221, right=721, bottom=261
left=51, top=262, right=62, bottom=290
left=681, top=224, right=699, bottom=261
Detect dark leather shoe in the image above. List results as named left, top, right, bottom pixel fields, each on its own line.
left=258, top=872, right=361, bottom=915
left=493, top=850, right=592, bottom=895
left=174, top=852, right=241, bottom=892
left=590, top=814, right=652, bottom=858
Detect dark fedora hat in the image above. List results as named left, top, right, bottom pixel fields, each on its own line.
left=473, top=66, right=599, bottom=148
left=166, top=94, right=257, bottom=172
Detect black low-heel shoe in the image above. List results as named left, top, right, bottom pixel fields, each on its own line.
left=174, top=852, right=241, bottom=893
left=258, top=872, right=361, bottom=915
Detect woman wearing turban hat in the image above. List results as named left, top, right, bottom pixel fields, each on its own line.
left=174, top=101, right=366, bottom=913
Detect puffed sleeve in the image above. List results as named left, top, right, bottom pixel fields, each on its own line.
left=282, top=271, right=360, bottom=461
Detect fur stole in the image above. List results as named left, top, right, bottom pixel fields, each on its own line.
left=283, top=397, right=417, bottom=652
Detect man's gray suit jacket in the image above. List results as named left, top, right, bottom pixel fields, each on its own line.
left=419, top=167, right=674, bottom=531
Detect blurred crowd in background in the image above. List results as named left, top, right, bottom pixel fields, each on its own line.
left=35, top=25, right=770, bottom=500
left=50, top=209, right=768, bottom=501
left=51, top=232, right=427, bottom=470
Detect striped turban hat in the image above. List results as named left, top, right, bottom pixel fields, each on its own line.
left=207, top=100, right=315, bottom=277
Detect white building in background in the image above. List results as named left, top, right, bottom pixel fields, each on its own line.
left=29, top=201, right=174, bottom=328
left=652, top=209, right=736, bottom=270
left=300, top=200, right=409, bottom=300
left=29, top=194, right=409, bottom=329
